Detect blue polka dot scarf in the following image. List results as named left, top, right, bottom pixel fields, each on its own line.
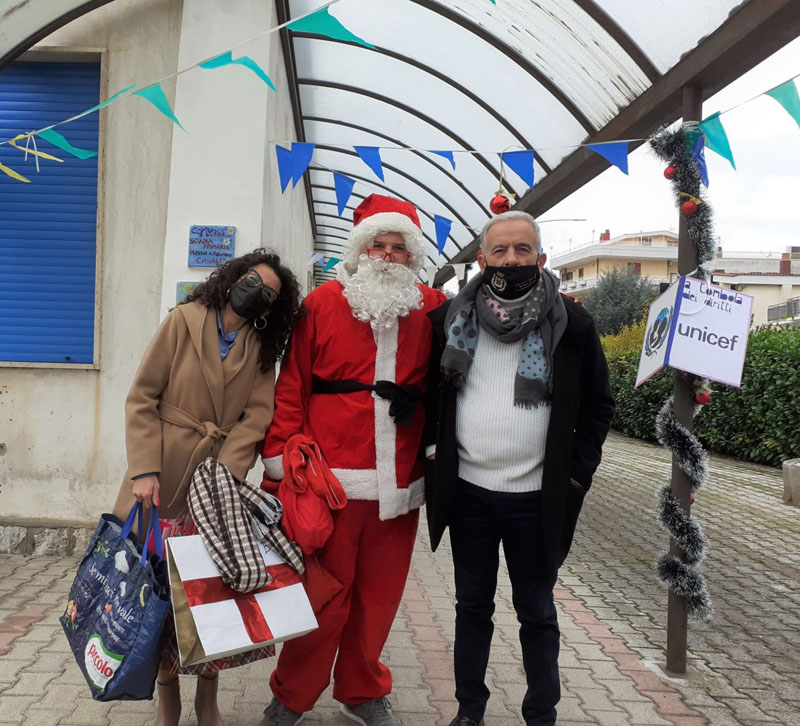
left=441, top=268, right=567, bottom=408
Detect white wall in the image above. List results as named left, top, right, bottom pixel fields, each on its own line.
left=0, top=0, right=312, bottom=523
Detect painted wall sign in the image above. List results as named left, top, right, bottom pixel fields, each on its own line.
left=636, top=276, right=754, bottom=388
left=188, top=225, right=235, bottom=267
left=176, top=281, right=199, bottom=305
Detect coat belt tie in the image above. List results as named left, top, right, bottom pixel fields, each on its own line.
left=158, top=400, right=235, bottom=510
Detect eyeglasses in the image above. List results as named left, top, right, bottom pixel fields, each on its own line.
left=366, top=248, right=411, bottom=265
left=241, top=269, right=279, bottom=305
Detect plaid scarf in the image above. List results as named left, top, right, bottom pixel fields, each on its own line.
left=441, top=269, right=567, bottom=408
left=188, top=458, right=304, bottom=593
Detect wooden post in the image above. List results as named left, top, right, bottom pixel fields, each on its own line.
left=665, top=83, right=703, bottom=675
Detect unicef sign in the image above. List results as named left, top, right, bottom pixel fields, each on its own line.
left=636, top=276, right=754, bottom=388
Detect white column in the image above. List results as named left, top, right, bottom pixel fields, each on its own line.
left=158, top=0, right=275, bottom=317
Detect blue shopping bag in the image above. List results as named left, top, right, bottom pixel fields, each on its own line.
left=61, top=503, right=171, bottom=701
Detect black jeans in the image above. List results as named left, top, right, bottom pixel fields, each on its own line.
left=449, top=479, right=560, bottom=725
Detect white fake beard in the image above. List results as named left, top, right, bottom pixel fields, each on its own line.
left=341, top=255, right=423, bottom=329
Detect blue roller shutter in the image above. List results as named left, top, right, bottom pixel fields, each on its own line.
left=0, top=61, right=100, bottom=364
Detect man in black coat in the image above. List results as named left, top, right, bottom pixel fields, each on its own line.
left=424, top=211, right=614, bottom=726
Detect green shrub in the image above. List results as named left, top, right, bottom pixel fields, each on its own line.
left=601, top=325, right=800, bottom=466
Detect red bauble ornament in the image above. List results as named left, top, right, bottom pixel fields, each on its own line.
left=664, top=166, right=676, bottom=180
left=695, top=391, right=710, bottom=405
left=490, top=194, right=511, bottom=214
left=691, top=496, right=695, bottom=505
left=681, top=200, right=698, bottom=216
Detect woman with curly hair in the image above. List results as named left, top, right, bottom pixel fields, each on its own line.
left=111, top=249, right=302, bottom=726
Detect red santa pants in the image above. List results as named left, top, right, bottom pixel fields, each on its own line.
left=269, top=500, right=419, bottom=712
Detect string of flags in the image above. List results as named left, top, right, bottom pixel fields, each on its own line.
left=0, top=0, right=798, bottom=265
left=308, top=249, right=470, bottom=286
left=273, top=67, right=800, bottom=260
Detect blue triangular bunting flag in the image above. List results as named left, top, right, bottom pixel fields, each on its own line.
left=586, top=141, right=629, bottom=174
left=690, top=134, right=709, bottom=188
left=275, top=145, right=294, bottom=193
left=354, top=146, right=385, bottom=181
left=434, top=215, right=453, bottom=255
left=333, top=172, right=356, bottom=217
left=500, top=150, right=535, bottom=188
left=290, top=142, right=315, bottom=186
left=429, top=150, right=456, bottom=170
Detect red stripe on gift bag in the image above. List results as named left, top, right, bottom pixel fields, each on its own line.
left=182, top=564, right=302, bottom=644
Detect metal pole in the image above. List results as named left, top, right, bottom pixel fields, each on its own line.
left=666, top=83, right=702, bottom=675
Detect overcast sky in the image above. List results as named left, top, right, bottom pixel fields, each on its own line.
left=542, top=36, right=800, bottom=261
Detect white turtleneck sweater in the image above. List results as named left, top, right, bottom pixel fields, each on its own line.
left=455, top=333, right=551, bottom=493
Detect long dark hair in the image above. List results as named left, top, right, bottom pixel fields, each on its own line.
left=183, top=249, right=303, bottom=372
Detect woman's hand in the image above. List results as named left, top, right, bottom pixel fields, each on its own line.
left=131, top=475, right=160, bottom=508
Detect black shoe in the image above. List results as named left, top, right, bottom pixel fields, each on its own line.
left=448, top=717, right=484, bottom=726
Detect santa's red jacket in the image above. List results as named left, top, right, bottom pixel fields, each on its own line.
left=262, top=280, right=446, bottom=520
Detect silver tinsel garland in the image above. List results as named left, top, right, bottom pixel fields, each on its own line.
left=648, top=123, right=716, bottom=620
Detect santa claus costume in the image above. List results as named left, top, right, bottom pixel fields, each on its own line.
left=261, top=195, right=445, bottom=719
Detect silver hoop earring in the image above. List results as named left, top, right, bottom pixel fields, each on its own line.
left=253, top=317, right=267, bottom=330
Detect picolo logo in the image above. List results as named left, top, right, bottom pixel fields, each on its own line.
left=645, top=306, right=672, bottom=357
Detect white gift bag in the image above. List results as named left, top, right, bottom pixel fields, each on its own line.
left=166, top=535, right=317, bottom=666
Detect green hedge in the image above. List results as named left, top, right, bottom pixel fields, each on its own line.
left=604, top=325, right=800, bottom=467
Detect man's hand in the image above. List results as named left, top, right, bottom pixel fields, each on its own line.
left=132, top=475, right=160, bottom=508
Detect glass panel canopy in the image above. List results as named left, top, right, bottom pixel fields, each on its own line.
left=283, top=0, right=752, bottom=272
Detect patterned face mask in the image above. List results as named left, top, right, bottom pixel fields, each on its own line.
left=482, top=262, right=540, bottom=300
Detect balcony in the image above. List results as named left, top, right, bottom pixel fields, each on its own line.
left=767, top=296, right=800, bottom=326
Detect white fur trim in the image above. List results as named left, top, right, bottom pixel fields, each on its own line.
left=344, top=212, right=425, bottom=272
left=373, top=321, right=399, bottom=520
left=331, top=468, right=378, bottom=500
left=262, top=455, right=284, bottom=480
left=330, top=468, right=424, bottom=520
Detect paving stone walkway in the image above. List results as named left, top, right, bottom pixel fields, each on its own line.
left=1, top=433, right=797, bottom=725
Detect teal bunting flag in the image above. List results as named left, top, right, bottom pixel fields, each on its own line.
left=354, top=146, right=385, bottom=181
left=288, top=7, right=373, bottom=49
left=134, top=84, right=184, bottom=130
left=321, top=257, right=340, bottom=273
left=698, top=112, right=735, bottom=170
left=586, top=141, right=629, bottom=174
left=78, top=84, right=138, bottom=118
left=36, top=129, right=97, bottom=159
left=765, top=79, right=800, bottom=130
left=200, top=51, right=276, bottom=92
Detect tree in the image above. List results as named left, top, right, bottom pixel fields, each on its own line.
left=580, top=268, right=657, bottom=336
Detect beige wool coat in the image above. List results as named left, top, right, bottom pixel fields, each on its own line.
left=113, top=301, right=276, bottom=520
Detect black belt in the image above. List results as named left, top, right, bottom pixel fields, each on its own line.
left=312, top=375, right=422, bottom=426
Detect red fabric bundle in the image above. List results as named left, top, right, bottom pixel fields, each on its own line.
left=278, top=434, right=347, bottom=555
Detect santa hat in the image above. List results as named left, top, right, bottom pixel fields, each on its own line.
left=342, top=194, right=426, bottom=273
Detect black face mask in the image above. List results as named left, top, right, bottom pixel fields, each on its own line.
left=483, top=264, right=540, bottom=300
left=229, top=280, right=273, bottom=320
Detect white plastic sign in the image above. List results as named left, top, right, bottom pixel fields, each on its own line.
left=636, top=276, right=753, bottom=388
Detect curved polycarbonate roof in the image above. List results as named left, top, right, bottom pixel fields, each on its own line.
left=279, top=0, right=796, bottom=283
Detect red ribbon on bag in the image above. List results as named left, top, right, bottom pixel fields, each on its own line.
left=182, top=563, right=301, bottom=644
